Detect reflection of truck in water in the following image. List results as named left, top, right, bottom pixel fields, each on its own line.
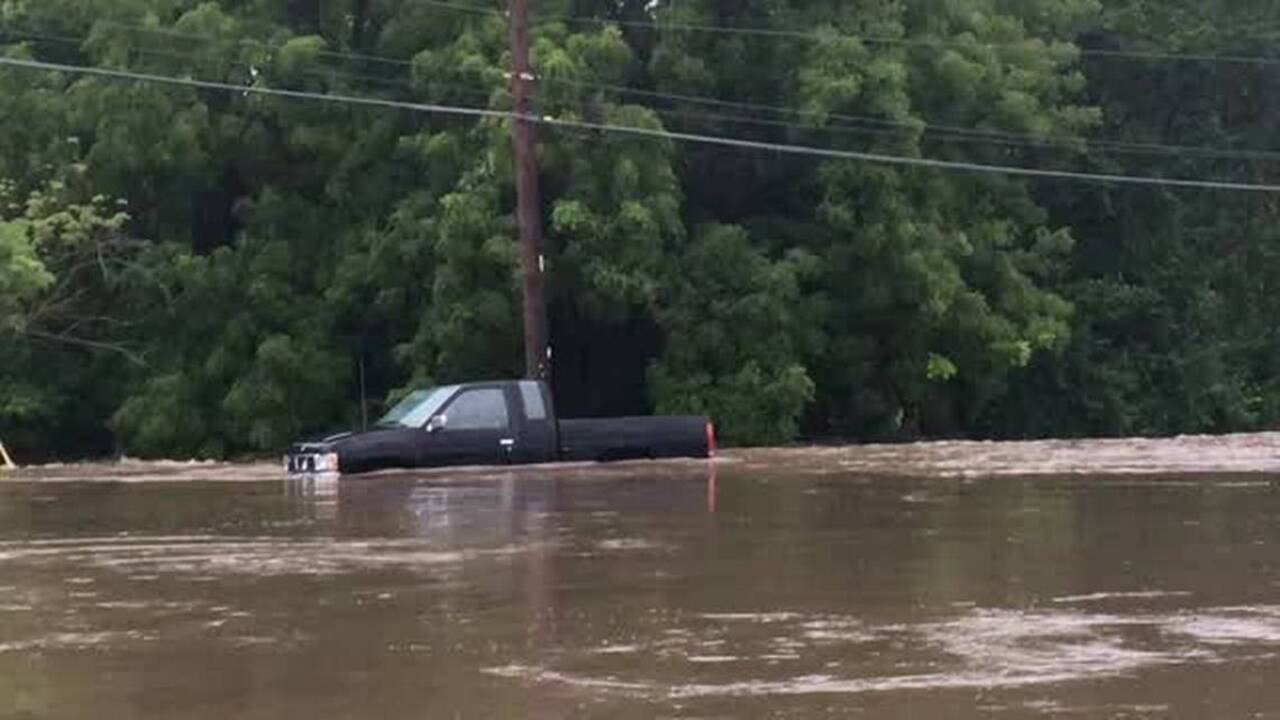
left=286, top=380, right=715, bottom=475
left=326, top=464, right=718, bottom=539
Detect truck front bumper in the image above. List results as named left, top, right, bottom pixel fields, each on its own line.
left=285, top=451, right=339, bottom=475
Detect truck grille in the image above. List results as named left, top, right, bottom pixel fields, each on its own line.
left=287, top=455, right=316, bottom=473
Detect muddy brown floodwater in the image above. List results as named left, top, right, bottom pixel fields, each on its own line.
left=4, top=436, right=1280, bottom=718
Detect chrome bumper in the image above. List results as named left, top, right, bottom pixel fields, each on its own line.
left=284, top=451, right=339, bottom=474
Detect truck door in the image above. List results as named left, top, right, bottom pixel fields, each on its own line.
left=509, top=380, right=558, bottom=464
left=420, top=385, right=514, bottom=466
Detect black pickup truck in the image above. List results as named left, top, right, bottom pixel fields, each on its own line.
left=285, top=380, right=714, bottom=475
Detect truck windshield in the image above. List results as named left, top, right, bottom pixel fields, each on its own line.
left=375, top=386, right=457, bottom=428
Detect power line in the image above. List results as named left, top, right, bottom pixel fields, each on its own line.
left=543, top=76, right=1280, bottom=162
left=0, top=55, right=511, bottom=119
left=0, top=26, right=1094, bottom=158
left=1076, top=46, right=1280, bottom=66
left=3, top=55, right=1279, bottom=193
left=0, top=26, right=502, bottom=102
left=0, top=27, right=89, bottom=46
left=13, top=19, right=1280, bottom=162
left=403, top=0, right=502, bottom=17
left=12, top=24, right=1237, bottom=161
left=35, top=11, right=1280, bottom=72
left=0, top=26, right=915, bottom=155
left=410, top=0, right=1280, bottom=67
left=0, top=28, right=264, bottom=73
left=605, top=98, right=1280, bottom=163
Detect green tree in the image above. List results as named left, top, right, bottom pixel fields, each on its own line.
left=8, top=0, right=1280, bottom=460
left=0, top=176, right=139, bottom=459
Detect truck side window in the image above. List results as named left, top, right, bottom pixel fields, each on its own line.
left=518, top=381, right=547, bottom=420
left=443, top=389, right=509, bottom=431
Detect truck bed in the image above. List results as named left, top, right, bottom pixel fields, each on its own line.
left=558, top=416, right=711, bottom=462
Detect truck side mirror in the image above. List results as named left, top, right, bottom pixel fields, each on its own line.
left=426, top=414, right=448, bottom=433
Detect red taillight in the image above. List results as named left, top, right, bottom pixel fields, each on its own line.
left=705, top=421, right=717, bottom=458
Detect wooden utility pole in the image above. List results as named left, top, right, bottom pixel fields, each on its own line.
left=508, top=0, right=550, bottom=380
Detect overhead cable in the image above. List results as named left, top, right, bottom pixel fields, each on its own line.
left=3, top=55, right=1280, bottom=192
left=10, top=21, right=1280, bottom=161
left=410, top=0, right=1280, bottom=67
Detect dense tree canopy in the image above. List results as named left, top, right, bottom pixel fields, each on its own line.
left=2, top=0, right=1279, bottom=460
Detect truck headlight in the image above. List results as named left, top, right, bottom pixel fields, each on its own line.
left=314, top=452, right=340, bottom=473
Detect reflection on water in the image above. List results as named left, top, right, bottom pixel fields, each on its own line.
left=2, top=457, right=1280, bottom=718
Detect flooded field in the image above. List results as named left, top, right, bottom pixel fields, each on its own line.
left=4, top=436, right=1280, bottom=718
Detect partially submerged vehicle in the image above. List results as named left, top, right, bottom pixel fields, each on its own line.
left=286, top=380, right=714, bottom=475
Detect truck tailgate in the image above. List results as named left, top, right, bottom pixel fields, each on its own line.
left=559, top=416, right=711, bottom=462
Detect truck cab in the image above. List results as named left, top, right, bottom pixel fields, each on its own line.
left=416, top=379, right=558, bottom=467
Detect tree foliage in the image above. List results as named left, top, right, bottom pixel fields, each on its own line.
left=1, top=0, right=1278, bottom=459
